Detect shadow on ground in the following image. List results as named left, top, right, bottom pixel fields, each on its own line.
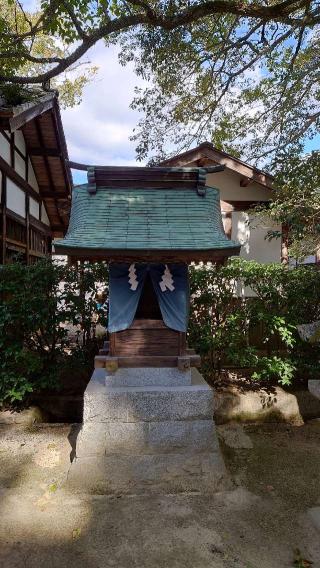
left=0, top=421, right=320, bottom=568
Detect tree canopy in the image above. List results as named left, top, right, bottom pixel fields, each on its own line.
left=0, top=0, right=319, bottom=163
left=254, top=151, right=320, bottom=258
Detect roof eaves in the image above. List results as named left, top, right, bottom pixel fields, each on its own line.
left=0, top=93, right=55, bottom=132
left=160, top=142, right=274, bottom=189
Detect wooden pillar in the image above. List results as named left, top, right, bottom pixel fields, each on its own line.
left=281, top=224, right=289, bottom=265
left=25, top=152, right=29, bottom=183
left=25, top=194, right=30, bottom=264
left=1, top=173, right=6, bottom=264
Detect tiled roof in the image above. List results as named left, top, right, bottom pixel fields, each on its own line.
left=54, top=184, right=239, bottom=255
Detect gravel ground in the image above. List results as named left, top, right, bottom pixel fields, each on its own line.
left=0, top=421, right=319, bottom=568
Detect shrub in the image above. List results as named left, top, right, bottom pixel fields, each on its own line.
left=0, top=260, right=108, bottom=406
left=1, top=257, right=320, bottom=406
left=188, top=258, right=320, bottom=386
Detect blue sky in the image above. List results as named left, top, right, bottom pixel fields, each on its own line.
left=60, top=42, right=146, bottom=185
left=304, top=135, right=320, bottom=153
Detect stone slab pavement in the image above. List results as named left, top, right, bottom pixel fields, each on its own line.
left=0, top=422, right=320, bottom=568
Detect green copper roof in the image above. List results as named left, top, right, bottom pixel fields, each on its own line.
left=54, top=184, right=239, bottom=256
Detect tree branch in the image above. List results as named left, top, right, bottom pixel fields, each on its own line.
left=1, top=0, right=318, bottom=85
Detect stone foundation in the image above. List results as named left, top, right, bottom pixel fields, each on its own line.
left=67, top=367, right=229, bottom=494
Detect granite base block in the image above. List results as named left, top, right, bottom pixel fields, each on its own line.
left=84, top=371, right=213, bottom=424
left=106, top=367, right=192, bottom=387
left=68, top=367, right=229, bottom=494
left=67, top=452, right=229, bottom=495
left=77, top=420, right=219, bottom=457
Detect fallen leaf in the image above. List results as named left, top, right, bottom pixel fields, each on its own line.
left=72, top=528, right=82, bottom=540
left=293, top=548, right=313, bottom=567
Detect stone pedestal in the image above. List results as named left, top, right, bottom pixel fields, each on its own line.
left=67, top=368, right=229, bottom=494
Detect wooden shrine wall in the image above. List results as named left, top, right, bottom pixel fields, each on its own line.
left=110, top=319, right=186, bottom=357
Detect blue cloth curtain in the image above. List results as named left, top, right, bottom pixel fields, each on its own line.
left=108, top=263, right=189, bottom=332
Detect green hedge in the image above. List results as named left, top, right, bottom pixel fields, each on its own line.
left=1, top=258, right=320, bottom=406
left=0, top=260, right=108, bottom=406
left=189, top=259, right=320, bottom=385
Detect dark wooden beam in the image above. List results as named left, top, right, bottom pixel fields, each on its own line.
left=6, top=208, right=26, bottom=226
left=10, top=133, right=15, bottom=169
left=29, top=214, right=52, bottom=235
left=1, top=173, right=6, bottom=264
left=52, top=247, right=241, bottom=263
left=160, top=142, right=274, bottom=190
left=220, top=199, right=270, bottom=212
left=0, top=129, right=11, bottom=142
left=8, top=96, right=54, bottom=132
left=51, top=224, right=65, bottom=232
left=240, top=178, right=254, bottom=187
left=35, top=116, right=65, bottom=228
left=28, top=147, right=61, bottom=157
left=25, top=151, right=29, bottom=184
left=25, top=194, right=30, bottom=265
left=40, top=190, right=71, bottom=199
left=0, top=155, right=41, bottom=203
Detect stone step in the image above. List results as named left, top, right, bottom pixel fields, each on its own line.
left=105, top=367, right=192, bottom=387
left=84, top=381, right=213, bottom=424
left=66, top=451, right=229, bottom=495
left=76, top=419, right=218, bottom=457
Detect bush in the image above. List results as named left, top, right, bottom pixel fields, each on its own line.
left=1, top=257, right=320, bottom=406
left=189, top=258, right=320, bottom=386
left=0, top=260, right=108, bottom=407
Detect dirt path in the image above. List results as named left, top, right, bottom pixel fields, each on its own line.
left=0, top=421, right=319, bottom=568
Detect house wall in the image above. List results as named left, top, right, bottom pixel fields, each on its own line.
left=6, top=178, right=26, bottom=218
left=0, top=127, right=52, bottom=263
left=0, top=131, right=11, bottom=163
left=206, top=169, right=282, bottom=264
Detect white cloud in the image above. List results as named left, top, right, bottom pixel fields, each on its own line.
left=61, top=41, right=147, bottom=181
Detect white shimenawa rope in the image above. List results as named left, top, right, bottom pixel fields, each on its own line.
left=128, top=263, right=138, bottom=291
left=159, top=265, right=175, bottom=292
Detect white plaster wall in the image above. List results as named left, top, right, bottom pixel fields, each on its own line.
left=206, top=169, right=273, bottom=201
left=205, top=169, right=281, bottom=265
left=14, top=130, right=26, bottom=155
left=231, top=211, right=282, bottom=297
left=27, top=158, right=39, bottom=193
left=15, top=152, right=26, bottom=179
left=231, top=212, right=281, bottom=263
left=30, top=197, right=40, bottom=219
left=7, top=179, right=26, bottom=217
left=0, top=132, right=11, bottom=164
left=41, top=204, right=50, bottom=226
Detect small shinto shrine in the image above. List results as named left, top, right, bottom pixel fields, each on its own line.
left=55, top=165, right=239, bottom=369
left=54, top=165, right=240, bottom=494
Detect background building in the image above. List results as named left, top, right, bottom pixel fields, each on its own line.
left=0, top=92, right=71, bottom=264
left=161, top=142, right=284, bottom=265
